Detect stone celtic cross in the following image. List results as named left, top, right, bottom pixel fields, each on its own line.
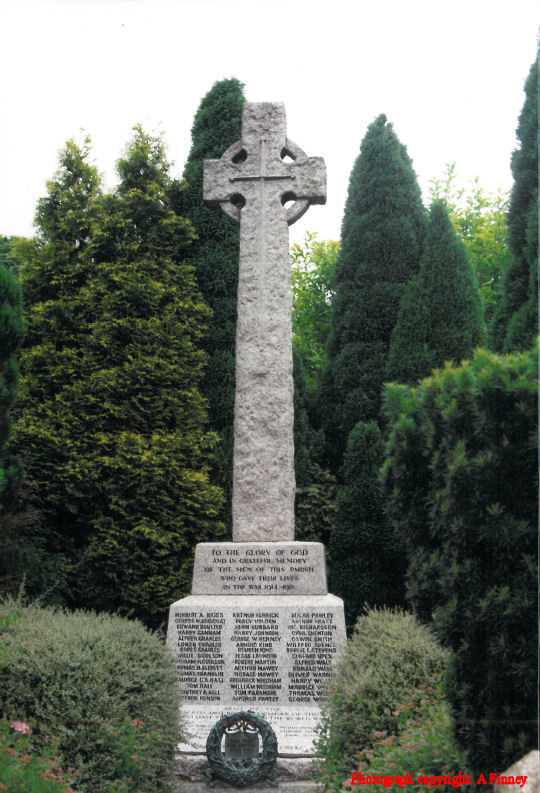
left=204, top=102, right=326, bottom=542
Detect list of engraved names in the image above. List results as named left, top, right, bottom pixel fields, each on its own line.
left=173, top=609, right=338, bottom=706
left=175, top=612, right=224, bottom=702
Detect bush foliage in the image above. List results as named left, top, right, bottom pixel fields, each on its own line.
left=351, top=700, right=468, bottom=791
left=0, top=603, right=181, bottom=793
left=382, top=345, right=537, bottom=771
left=0, top=263, right=24, bottom=503
left=1, top=717, right=77, bottom=792
left=0, top=261, right=26, bottom=595
left=316, top=609, right=461, bottom=788
left=291, top=232, right=339, bottom=392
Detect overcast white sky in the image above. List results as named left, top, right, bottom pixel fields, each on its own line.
left=0, top=0, right=538, bottom=246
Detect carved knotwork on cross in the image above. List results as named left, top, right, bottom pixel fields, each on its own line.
left=203, top=103, right=326, bottom=543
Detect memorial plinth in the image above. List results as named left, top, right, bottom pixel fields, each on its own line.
left=166, top=102, right=346, bottom=785
left=167, top=546, right=346, bottom=758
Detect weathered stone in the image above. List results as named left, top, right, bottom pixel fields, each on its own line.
left=203, top=102, right=326, bottom=542
left=493, top=750, right=539, bottom=793
left=191, top=542, right=328, bottom=596
left=166, top=594, right=346, bottom=755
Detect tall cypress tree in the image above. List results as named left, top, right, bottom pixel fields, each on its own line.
left=329, top=421, right=405, bottom=629
left=0, top=263, right=25, bottom=596
left=13, top=131, right=224, bottom=629
left=174, top=78, right=245, bottom=534
left=490, top=57, right=538, bottom=351
left=318, top=114, right=426, bottom=473
left=387, top=200, right=486, bottom=383
left=0, top=264, right=24, bottom=508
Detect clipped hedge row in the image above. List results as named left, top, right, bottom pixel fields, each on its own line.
left=0, top=603, right=181, bottom=793
left=382, top=345, right=537, bottom=771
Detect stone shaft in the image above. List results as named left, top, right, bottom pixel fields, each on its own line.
left=203, top=103, right=326, bottom=542
left=234, top=175, right=294, bottom=541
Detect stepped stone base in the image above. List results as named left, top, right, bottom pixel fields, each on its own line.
left=176, top=753, right=318, bottom=782
left=171, top=783, right=321, bottom=793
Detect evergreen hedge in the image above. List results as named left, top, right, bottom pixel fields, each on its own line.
left=13, top=131, right=224, bottom=630
left=0, top=262, right=24, bottom=508
left=382, top=345, right=538, bottom=771
left=0, top=262, right=26, bottom=597
left=0, top=603, right=181, bottom=793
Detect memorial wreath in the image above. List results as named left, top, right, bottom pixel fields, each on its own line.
left=205, top=710, right=278, bottom=787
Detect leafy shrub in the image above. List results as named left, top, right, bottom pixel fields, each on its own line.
left=316, top=608, right=457, bottom=789
left=352, top=700, right=469, bottom=790
left=0, top=603, right=181, bottom=793
left=0, top=718, right=76, bottom=792
left=382, top=345, right=537, bottom=771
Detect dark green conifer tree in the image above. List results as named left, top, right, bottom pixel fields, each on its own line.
left=318, top=114, right=426, bottom=472
left=490, top=57, right=538, bottom=351
left=0, top=262, right=26, bottom=596
left=382, top=346, right=537, bottom=771
left=293, top=348, right=312, bottom=490
left=329, top=420, right=405, bottom=629
left=291, top=348, right=335, bottom=547
left=174, top=78, right=245, bottom=534
left=0, top=236, right=19, bottom=277
left=13, top=131, right=224, bottom=629
left=387, top=200, right=486, bottom=383
left=0, top=264, right=24, bottom=508
left=318, top=116, right=425, bottom=615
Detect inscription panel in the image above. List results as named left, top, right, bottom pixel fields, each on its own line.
left=191, top=542, right=327, bottom=595
left=177, top=704, right=321, bottom=755
left=167, top=594, right=346, bottom=755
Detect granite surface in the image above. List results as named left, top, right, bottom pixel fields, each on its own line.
left=171, top=782, right=322, bottom=793
left=203, top=102, right=326, bottom=543
left=493, top=751, right=539, bottom=793
left=166, top=594, right=346, bottom=756
left=191, top=542, right=328, bottom=596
